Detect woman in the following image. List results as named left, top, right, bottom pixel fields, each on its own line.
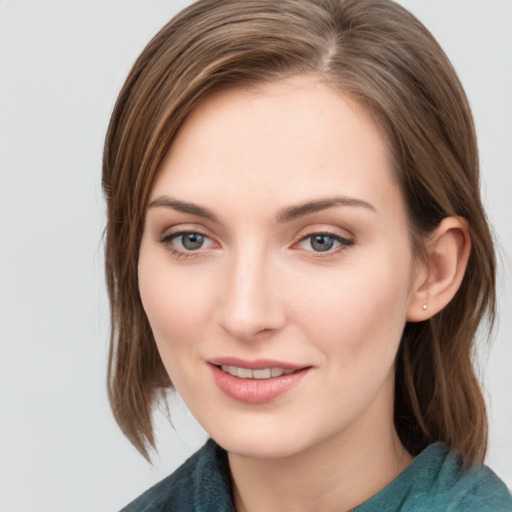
left=102, top=0, right=512, bottom=510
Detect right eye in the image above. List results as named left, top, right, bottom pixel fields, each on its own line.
left=160, top=230, right=216, bottom=256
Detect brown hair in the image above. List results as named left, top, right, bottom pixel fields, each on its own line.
left=103, top=0, right=496, bottom=465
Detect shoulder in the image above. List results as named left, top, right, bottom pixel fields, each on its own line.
left=427, top=446, right=512, bottom=511
left=119, top=439, right=234, bottom=512
left=353, top=443, right=512, bottom=512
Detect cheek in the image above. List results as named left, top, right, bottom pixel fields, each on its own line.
left=139, top=275, right=187, bottom=342
left=137, top=247, right=214, bottom=367
left=292, top=255, right=412, bottom=367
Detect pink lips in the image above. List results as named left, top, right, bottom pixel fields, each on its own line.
left=208, top=358, right=310, bottom=404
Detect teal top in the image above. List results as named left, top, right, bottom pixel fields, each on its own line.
left=352, top=443, right=512, bottom=511
left=121, top=439, right=512, bottom=512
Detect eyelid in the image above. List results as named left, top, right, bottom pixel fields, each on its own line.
left=293, top=221, right=355, bottom=238
left=160, top=228, right=211, bottom=242
left=293, top=223, right=355, bottom=242
left=162, top=230, right=215, bottom=247
left=157, top=223, right=216, bottom=242
left=298, top=232, right=354, bottom=247
left=291, top=228, right=355, bottom=256
left=158, top=226, right=220, bottom=258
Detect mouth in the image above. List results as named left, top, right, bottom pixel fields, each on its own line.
left=208, top=358, right=311, bottom=404
left=217, top=365, right=298, bottom=380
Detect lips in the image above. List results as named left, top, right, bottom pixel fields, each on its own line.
left=208, top=358, right=311, bottom=404
left=220, top=365, right=296, bottom=379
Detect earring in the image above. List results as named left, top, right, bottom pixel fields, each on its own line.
left=422, top=277, right=430, bottom=311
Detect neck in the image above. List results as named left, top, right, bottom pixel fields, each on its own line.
left=228, top=401, right=413, bottom=512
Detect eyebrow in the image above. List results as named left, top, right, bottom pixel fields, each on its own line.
left=276, top=196, right=376, bottom=222
left=148, top=195, right=376, bottom=223
left=148, top=197, right=219, bottom=221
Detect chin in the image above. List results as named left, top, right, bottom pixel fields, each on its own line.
left=216, top=435, right=302, bottom=460
left=207, top=419, right=321, bottom=460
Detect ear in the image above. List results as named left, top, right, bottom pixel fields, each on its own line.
left=407, top=216, right=471, bottom=322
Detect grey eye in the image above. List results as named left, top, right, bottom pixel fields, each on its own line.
left=297, top=232, right=353, bottom=254
left=180, top=233, right=205, bottom=250
left=310, top=234, right=335, bottom=252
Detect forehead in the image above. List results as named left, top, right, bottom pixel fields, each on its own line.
left=151, top=76, right=401, bottom=218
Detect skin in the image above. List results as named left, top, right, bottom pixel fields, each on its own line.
left=137, top=76, right=470, bottom=512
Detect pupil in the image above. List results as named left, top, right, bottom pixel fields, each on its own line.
left=311, top=234, right=334, bottom=252
left=182, top=233, right=204, bottom=250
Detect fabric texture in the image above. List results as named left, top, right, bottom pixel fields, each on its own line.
left=120, top=439, right=512, bottom=512
left=120, top=439, right=234, bottom=512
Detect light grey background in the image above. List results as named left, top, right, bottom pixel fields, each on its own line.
left=0, top=1, right=510, bottom=511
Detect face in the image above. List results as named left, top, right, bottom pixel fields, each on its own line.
left=138, top=77, right=419, bottom=460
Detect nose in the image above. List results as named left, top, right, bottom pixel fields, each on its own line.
left=216, top=248, right=286, bottom=341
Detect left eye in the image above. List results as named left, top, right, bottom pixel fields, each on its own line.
left=298, top=233, right=352, bottom=253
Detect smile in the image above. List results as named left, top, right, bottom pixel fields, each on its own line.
left=209, top=360, right=311, bottom=404
left=220, top=365, right=297, bottom=379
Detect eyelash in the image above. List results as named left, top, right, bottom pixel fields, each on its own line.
left=295, top=232, right=354, bottom=257
left=159, top=230, right=214, bottom=259
left=159, top=230, right=354, bottom=259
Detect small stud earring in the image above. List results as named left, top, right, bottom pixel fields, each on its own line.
left=422, top=304, right=427, bottom=310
